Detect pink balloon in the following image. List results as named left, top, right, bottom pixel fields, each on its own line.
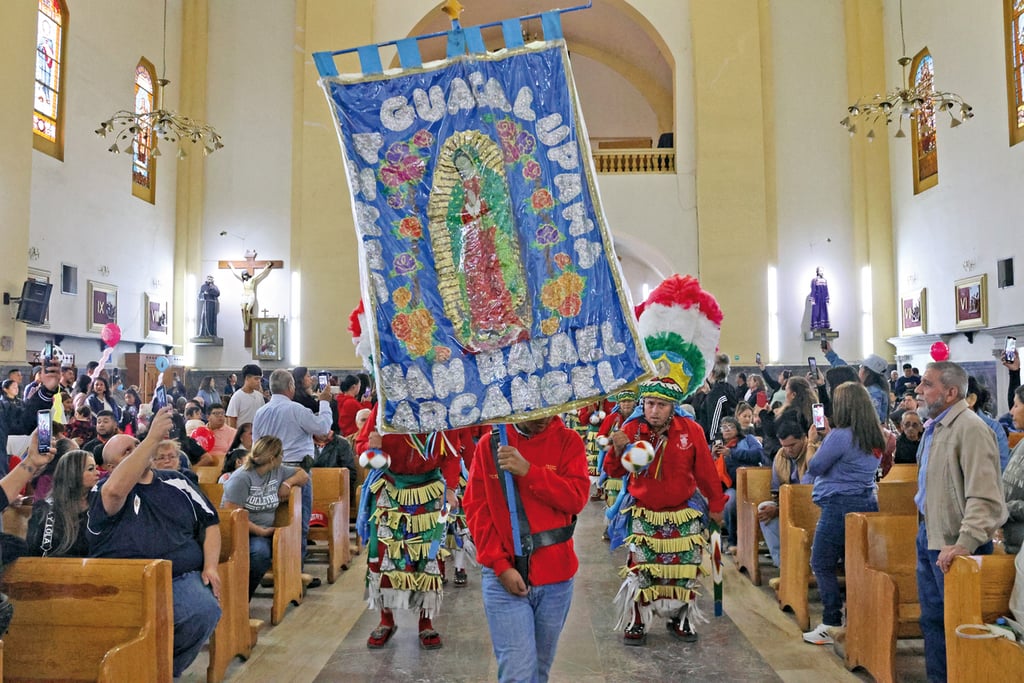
left=190, top=426, right=215, bottom=452
left=930, top=341, right=950, bottom=362
left=101, top=323, right=121, bottom=347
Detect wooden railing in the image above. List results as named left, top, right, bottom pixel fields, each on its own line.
left=592, top=148, right=675, bottom=174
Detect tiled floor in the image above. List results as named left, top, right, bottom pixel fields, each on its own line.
left=182, top=499, right=927, bottom=682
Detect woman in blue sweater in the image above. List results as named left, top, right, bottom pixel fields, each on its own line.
left=802, top=381, right=885, bottom=646
left=713, top=416, right=765, bottom=551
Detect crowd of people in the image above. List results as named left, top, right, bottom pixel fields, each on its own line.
left=0, top=343, right=1022, bottom=682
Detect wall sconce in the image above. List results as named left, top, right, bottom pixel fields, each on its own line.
left=98, top=265, right=110, bottom=276
left=962, top=259, right=976, bottom=272
left=27, top=247, right=40, bottom=261
left=152, top=278, right=162, bottom=288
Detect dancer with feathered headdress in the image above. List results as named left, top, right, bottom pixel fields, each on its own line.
left=604, top=275, right=727, bottom=645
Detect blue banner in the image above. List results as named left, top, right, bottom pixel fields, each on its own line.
left=321, top=43, right=652, bottom=432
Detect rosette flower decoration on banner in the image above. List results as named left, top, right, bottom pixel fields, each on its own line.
left=635, top=275, right=723, bottom=400
left=318, top=10, right=656, bottom=432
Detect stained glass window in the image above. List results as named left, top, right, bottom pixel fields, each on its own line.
left=910, top=49, right=938, bottom=194
left=1005, top=0, right=1024, bottom=146
left=33, top=0, right=67, bottom=159
left=132, top=58, right=157, bottom=203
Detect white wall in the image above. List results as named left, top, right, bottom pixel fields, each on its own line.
left=198, top=0, right=296, bottom=370
left=769, top=0, right=858, bottom=363
left=27, top=0, right=180, bottom=369
left=889, top=0, right=1024, bottom=334
left=572, top=53, right=660, bottom=142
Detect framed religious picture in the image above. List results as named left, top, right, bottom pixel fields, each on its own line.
left=252, top=317, right=284, bottom=361
left=899, top=288, right=926, bottom=336
left=145, top=293, right=169, bottom=339
left=954, top=274, right=987, bottom=331
left=87, top=281, right=117, bottom=333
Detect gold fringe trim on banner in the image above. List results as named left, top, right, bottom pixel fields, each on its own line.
left=380, top=570, right=444, bottom=594
left=632, top=506, right=702, bottom=526
left=624, top=533, right=703, bottom=554
left=386, top=479, right=446, bottom=506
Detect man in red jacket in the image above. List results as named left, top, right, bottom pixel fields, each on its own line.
left=607, top=377, right=726, bottom=646
left=464, top=416, right=589, bottom=683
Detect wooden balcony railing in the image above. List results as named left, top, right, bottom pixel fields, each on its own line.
left=592, top=148, right=675, bottom=174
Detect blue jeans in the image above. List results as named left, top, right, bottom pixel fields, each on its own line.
left=249, top=535, right=273, bottom=599
left=172, top=570, right=222, bottom=677
left=759, top=517, right=780, bottom=567
left=810, top=492, right=878, bottom=626
left=481, top=568, right=574, bottom=683
left=288, top=469, right=312, bottom=563
left=915, top=522, right=992, bottom=682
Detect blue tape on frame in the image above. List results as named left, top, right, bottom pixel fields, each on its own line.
left=396, top=38, right=422, bottom=69
left=356, top=45, right=383, bottom=75
left=312, top=52, right=338, bottom=78
left=447, top=28, right=466, bottom=58
left=465, top=26, right=486, bottom=54
left=502, top=18, right=525, bottom=48
left=541, top=12, right=563, bottom=41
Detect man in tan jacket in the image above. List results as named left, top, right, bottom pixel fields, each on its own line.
left=914, top=361, right=1007, bottom=682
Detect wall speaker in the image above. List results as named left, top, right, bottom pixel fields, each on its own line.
left=998, top=258, right=1014, bottom=288
left=15, top=280, right=52, bottom=325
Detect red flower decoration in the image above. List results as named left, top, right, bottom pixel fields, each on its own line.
left=398, top=217, right=423, bottom=239
left=434, top=346, right=452, bottom=363
left=531, top=188, right=554, bottom=211
left=392, top=313, right=412, bottom=340
left=522, top=160, right=542, bottom=180
left=412, top=129, right=434, bottom=147
left=553, top=252, right=571, bottom=269
left=558, top=293, right=582, bottom=317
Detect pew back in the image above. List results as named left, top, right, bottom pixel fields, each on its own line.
left=0, top=558, right=173, bottom=682
left=777, top=484, right=819, bottom=630
left=735, top=467, right=772, bottom=585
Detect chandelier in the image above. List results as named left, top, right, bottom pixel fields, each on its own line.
left=840, top=0, right=972, bottom=140
left=96, top=0, right=222, bottom=158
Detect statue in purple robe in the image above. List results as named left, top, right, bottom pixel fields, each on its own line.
left=809, top=267, right=830, bottom=330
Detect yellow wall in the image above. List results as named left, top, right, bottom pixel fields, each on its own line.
left=0, top=1, right=37, bottom=363
left=690, top=0, right=773, bottom=362
left=291, top=0, right=371, bottom=367
left=844, top=0, right=895, bottom=356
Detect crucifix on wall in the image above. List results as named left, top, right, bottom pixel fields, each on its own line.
left=218, top=251, right=284, bottom=348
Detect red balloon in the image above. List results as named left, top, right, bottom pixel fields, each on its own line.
left=100, top=323, right=121, bottom=347
left=930, top=341, right=950, bottom=362
left=190, top=426, right=215, bottom=452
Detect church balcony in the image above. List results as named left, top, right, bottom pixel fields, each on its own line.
left=592, top=148, right=676, bottom=174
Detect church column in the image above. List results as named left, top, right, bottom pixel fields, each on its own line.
left=689, top=0, right=774, bottom=363
left=843, top=0, right=896, bottom=357
left=173, top=0, right=210, bottom=360
left=290, top=0, right=372, bottom=367
left=0, top=2, right=37, bottom=363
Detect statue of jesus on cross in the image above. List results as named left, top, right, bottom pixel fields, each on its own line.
left=218, top=251, right=283, bottom=347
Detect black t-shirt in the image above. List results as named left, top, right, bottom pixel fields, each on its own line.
left=86, top=470, right=218, bottom=576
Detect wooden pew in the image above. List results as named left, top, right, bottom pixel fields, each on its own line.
left=201, top=482, right=224, bottom=508
left=308, top=467, right=352, bottom=584
left=945, top=554, right=1024, bottom=681
left=881, top=463, right=918, bottom=482
left=735, top=466, right=772, bottom=586
left=196, top=466, right=222, bottom=484
left=776, top=483, right=819, bottom=630
left=843, top=513, right=920, bottom=683
left=270, top=486, right=303, bottom=625
left=877, top=480, right=918, bottom=516
left=208, top=508, right=253, bottom=683
left=0, top=557, right=173, bottom=682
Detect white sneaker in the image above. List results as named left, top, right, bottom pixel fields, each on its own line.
left=802, top=623, right=834, bottom=645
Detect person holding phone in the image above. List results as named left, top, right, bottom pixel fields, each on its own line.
left=802, top=382, right=885, bottom=647
left=27, top=446, right=100, bottom=557
left=758, top=416, right=819, bottom=568
left=712, top=416, right=765, bottom=553
left=290, top=367, right=320, bottom=413
left=693, top=353, right=737, bottom=442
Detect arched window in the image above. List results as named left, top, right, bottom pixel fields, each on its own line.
left=910, top=48, right=938, bottom=194
left=33, top=0, right=68, bottom=160
left=1005, top=0, right=1024, bottom=146
left=132, top=57, right=157, bottom=203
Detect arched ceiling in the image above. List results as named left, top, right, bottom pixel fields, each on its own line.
left=403, top=1, right=674, bottom=129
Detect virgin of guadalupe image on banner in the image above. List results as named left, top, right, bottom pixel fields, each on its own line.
left=318, top=19, right=654, bottom=432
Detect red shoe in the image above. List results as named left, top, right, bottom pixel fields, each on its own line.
left=623, top=623, right=647, bottom=646
left=366, top=624, right=397, bottom=649
left=418, top=628, right=443, bottom=650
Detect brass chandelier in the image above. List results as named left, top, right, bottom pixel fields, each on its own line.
left=840, top=0, right=972, bottom=140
